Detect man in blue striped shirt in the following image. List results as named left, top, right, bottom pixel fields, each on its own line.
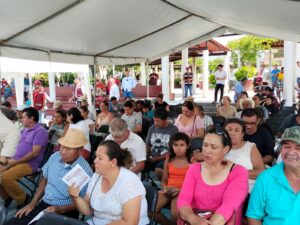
left=4, top=128, right=93, bottom=225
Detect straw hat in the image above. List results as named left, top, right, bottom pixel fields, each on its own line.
left=58, top=128, right=87, bottom=148
left=52, top=100, right=63, bottom=109
left=239, top=98, right=255, bottom=109
left=78, top=94, right=88, bottom=102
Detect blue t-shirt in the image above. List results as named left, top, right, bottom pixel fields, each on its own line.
left=271, top=69, right=280, bottom=82
left=246, top=163, right=300, bottom=225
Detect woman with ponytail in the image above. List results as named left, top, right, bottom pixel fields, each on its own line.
left=69, top=140, right=149, bottom=225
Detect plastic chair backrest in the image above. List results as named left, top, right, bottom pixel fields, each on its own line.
left=143, top=182, right=158, bottom=225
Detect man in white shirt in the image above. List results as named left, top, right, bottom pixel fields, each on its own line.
left=106, top=118, right=146, bottom=178
left=213, top=64, right=227, bottom=103
left=121, top=68, right=136, bottom=98
left=0, top=111, right=20, bottom=166
left=109, top=78, right=120, bottom=100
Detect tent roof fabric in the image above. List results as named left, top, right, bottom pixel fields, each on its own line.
left=0, top=0, right=299, bottom=65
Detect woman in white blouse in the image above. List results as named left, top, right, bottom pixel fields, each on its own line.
left=69, top=140, right=149, bottom=225
left=224, top=118, right=265, bottom=192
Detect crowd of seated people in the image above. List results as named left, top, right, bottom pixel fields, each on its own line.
left=0, top=86, right=299, bottom=225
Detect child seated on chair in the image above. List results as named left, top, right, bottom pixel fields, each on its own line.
left=154, top=133, right=190, bottom=225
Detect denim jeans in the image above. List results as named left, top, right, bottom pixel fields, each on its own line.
left=184, top=84, right=192, bottom=98
left=123, top=90, right=133, bottom=98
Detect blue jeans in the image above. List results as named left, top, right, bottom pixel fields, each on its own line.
left=184, top=84, right=192, bottom=98
left=123, top=90, right=133, bottom=98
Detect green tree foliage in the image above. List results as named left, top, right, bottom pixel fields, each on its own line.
left=32, top=73, right=49, bottom=86
left=227, top=35, right=277, bottom=67
left=234, top=66, right=256, bottom=81
left=59, top=72, right=77, bottom=85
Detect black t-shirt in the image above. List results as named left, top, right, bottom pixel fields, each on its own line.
left=244, top=126, right=275, bottom=160
left=154, top=101, right=168, bottom=110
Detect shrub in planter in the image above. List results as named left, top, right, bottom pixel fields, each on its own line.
left=234, top=66, right=256, bottom=81
left=174, top=77, right=181, bottom=88
left=209, top=74, right=216, bottom=85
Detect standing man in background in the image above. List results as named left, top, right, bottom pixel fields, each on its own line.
left=213, top=64, right=227, bottom=103
left=33, top=80, right=47, bottom=122
left=149, top=68, right=159, bottom=85
left=69, top=77, right=86, bottom=106
left=183, top=66, right=193, bottom=98
left=271, top=64, right=280, bottom=89
left=121, top=68, right=136, bottom=98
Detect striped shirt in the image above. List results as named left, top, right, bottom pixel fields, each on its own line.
left=42, top=152, right=93, bottom=206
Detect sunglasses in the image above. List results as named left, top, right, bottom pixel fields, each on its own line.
left=207, top=127, right=230, bottom=145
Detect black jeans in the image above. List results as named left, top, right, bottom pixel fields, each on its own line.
left=4, top=201, right=79, bottom=225
left=214, top=83, right=224, bottom=102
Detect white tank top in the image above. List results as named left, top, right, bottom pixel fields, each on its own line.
left=226, top=141, right=255, bottom=192
left=226, top=141, right=254, bottom=170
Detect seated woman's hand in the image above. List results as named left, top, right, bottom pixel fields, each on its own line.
left=187, top=214, right=211, bottom=225
left=68, top=183, right=80, bottom=199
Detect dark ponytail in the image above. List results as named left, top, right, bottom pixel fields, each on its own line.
left=99, top=140, right=133, bottom=168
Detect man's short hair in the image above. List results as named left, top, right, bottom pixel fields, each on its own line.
left=157, top=93, right=164, bottom=99
left=154, top=108, right=168, bottom=120
left=2, top=101, right=12, bottom=108
left=22, top=107, right=39, bottom=122
left=109, top=118, right=128, bottom=136
left=217, top=64, right=223, bottom=68
left=143, top=102, right=152, bottom=110
left=110, top=96, right=117, bottom=101
left=123, top=101, right=133, bottom=108
left=241, top=108, right=259, bottom=119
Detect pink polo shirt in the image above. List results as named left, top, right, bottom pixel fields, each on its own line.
left=177, top=163, right=248, bottom=225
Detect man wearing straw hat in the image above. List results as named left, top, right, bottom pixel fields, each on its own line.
left=4, top=128, right=93, bottom=225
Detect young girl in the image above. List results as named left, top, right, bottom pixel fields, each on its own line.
left=49, top=109, right=67, bottom=151
left=154, top=132, right=190, bottom=225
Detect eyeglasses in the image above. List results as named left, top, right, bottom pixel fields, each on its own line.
left=207, top=127, right=230, bottom=145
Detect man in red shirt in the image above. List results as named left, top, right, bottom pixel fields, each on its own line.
left=33, top=80, right=47, bottom=122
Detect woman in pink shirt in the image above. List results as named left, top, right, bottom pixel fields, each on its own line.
left=177, top=127, right=248, bottom=225
left=175, top=101, right=204, bottom=139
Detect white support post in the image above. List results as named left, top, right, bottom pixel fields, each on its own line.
left=170, top=62, right=175, bottom=93
left=224, top=51, right=231, bottom=94
left=140, top=63, right=146, bottom=85
left=29, top=73, right=33, bottom=106
left=15, top=73, right=25, bottom=107
left=256, top=52, right=261, bottom=72
left=268, top=49, right=272, bottom=79
left=236, top=50, right=241, bottom=68
left=131, top=67, right=135, bottom=78
left=48, top=71, right=56, bottom=101
left=81, top=70, right=92, bottom=105
left=181, top=49, right=189, bottom=98
left=203, top=50, right=209, bottom=98
left=283, top=41, right=296, bottom=106
left=161, top=56, right=170, bottom=102
left=145, top=64, right=150, bottom=98
left=112, top=64, right=115, bottom=76
left=192, top=57, right=197, bottom=94
left=296, top=43, right=300, bottom=84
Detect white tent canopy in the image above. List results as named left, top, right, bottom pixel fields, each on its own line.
left=1, top=0, right=300, bottom=65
